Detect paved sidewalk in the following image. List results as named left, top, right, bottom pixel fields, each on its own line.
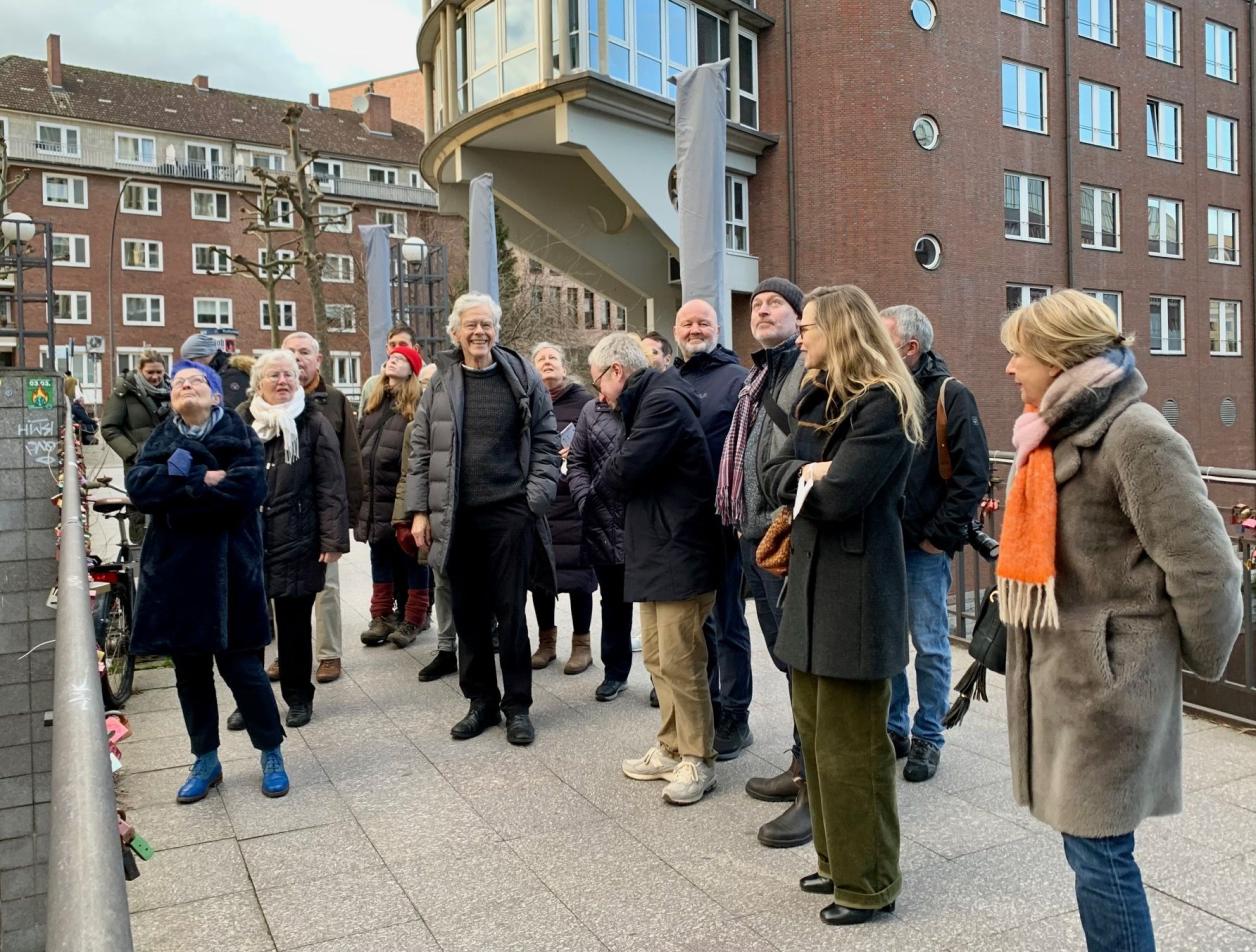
left=85, top=449, right=1256, bottom=951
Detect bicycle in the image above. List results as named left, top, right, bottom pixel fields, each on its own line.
left=84, top=476, right=138, bottom=708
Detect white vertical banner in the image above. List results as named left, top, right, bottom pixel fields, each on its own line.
left=467, top=173, right=501, bottom=302
left=358, top=223, right=393, bottom=373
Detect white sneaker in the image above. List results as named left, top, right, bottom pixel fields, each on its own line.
left=631, top=634, right=642, bottom=652
left=662, top=758, right=716, bottom=806
left=622, top=746, right=679, bottom=781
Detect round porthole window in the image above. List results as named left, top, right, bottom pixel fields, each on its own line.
left=913, top=116, right=940, bottom=150
left=1221, top=397, right=1238, bottom=427
left=915, top=235, right=942, bottom=270
left=911, top=0, right=937, bottom=30
left=1161, top=399, right=1180, bottom=429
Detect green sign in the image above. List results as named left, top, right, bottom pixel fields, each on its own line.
left=25, top=377, right=55, bottom=409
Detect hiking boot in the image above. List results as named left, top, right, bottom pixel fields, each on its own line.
left=745, top=753, right=802, bottom=802
left=531, top=627, right=558, bottom=669
left=176, top=752, right=222, bottom=804
left=714, top=717, right=753, bottom=761
left=594, top=678, right=628, bottom=702
left=360, top=616, right=393, bottom=646
left=418, top=650, right=457, bottom=682
left=903, top=737, right=941, bottom=782
left=285, top=702, right=312, bottom=729
left=266, top=659, right=280, bottom=682
left=622, top=745, right=679, bottom=781
left=889, top=731, right=910, bottom=760
left=757, top=782, right=813, bottom=848
left=564, top=634, right=592, bottom=674
left=315, top=659, right=341, bottom=683
left=260, top=747, right=289, bottom=798
left=226, top=708, right=245, bottom=731
left=662, top=758, right=716, bottom=806
left=389, top=621, right=420, bottom=648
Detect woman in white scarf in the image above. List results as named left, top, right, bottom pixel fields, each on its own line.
left=248, top=353, right=306, bottom=463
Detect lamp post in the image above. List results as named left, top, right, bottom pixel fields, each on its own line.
left=401, top=235, right=429, bottom=266
left=106, top=177, right=133, bottom=387
left=0, top=210, right=37, bottom=247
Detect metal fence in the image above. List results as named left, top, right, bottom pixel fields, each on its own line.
left=950, top=452, right=1256, bottom=727
left=45, top=400, right=133, bottom=951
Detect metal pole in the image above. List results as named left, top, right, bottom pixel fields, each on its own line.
left=107, top=178, right=133, bottom=387
left=45, top=399, right=134, bottom=952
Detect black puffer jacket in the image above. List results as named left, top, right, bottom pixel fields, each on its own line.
left=356, top=400, right=410, bottom=545
left=240, top=403, right=350, bottom=599
left=546, top=381, right=596, bottom=592
left=567, top=398, right=625, bottom=567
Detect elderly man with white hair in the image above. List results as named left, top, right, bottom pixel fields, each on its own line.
left=406, top=292, right=561, bottom=746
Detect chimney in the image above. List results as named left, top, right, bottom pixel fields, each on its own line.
left=363, top=93, right=392, bottom=135
left=308, top=92, right=320, bottom=108
left=192, top=74, right=209, bottom=91
left=46, top=34, right=62, bottom=89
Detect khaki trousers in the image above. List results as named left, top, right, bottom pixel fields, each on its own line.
left=313, top=561, right=341, bottom=661
left=639, top=594, right=717, bottom=762
left=792, top=670, right=902, bottom=909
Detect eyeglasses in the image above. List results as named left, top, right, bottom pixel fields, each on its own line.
left=172, top=374, right=209, bottom=390
left=798, top=323, right=820, bottom=335
left=592, top=364, right=616, bottom=386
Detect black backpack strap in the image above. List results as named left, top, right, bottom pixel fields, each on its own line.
left=760, top=393, right=790, bottom=436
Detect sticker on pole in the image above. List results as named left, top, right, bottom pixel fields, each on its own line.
left=26, top=377, right=55, bottom=409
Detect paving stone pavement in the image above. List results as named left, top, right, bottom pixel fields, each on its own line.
left=83, top=445, right=1256, bottom=951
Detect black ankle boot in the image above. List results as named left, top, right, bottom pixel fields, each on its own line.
left=820, top=901, right=896, bottom=926
left=757, top=781, right=812, bottom=848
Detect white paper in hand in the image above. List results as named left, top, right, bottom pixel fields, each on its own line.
left=793, top=472, right=815, bottom=520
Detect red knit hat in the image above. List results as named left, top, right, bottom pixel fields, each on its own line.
left=388, top=344, right=424, bottom=376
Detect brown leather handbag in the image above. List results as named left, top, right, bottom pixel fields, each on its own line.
left=755, top=507, right=792, bottom=577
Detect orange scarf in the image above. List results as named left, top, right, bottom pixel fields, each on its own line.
left=996, top=407, right=1059, bottom=630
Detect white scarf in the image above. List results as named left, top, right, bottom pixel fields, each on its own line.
left=249, top=388, right=305, bottom=464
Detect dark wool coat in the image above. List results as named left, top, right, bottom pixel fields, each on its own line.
left=309, top=376, right=364, bottom=518
left=545, top=381, right=596, bottom=593
left=1005, top=371, right=1242, bottom=838
left=597, top=369, right=723, bottom=602
left=675, top=345, right=749, bottom=477
left=405, top=345, right=560, bottom=586
left=356, top=400, right=410, bottom=545
left=567, top=399, right=626, bottom=567
left=764, top=381, right=912, bottom=680
left=240, top=404, right=351, bottom=599
left=100, top=373, right=169, bottom=466
left=126, top=410, right=271, bottom=655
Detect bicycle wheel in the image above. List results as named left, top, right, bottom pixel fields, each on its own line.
left=99, top=582, right=135, bottom=708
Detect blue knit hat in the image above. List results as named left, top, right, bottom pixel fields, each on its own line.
left=171, top=359, right=223, bottom=397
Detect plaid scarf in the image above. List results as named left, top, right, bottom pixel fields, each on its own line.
left=996, top=347, right=1134, bottom=629
left=716, top=363, right=769, bottom=526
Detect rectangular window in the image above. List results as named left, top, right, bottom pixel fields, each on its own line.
left=123, top=294, right=164, bottom=326
left=1078, top=0, right=1117, bottom=45
left=121, top=239, right=163, bottom=271
left=53, top=291, right=90, bottom=324
left=1001, top=61, right=1048, bottom=133
left=260, top=300, right=297, bottom=331
left=260, top=198, right=294, bottom=227
left=42, top=173, right=87, bottom=208
left=1085, top=289, right=1123, bottom=327
left=116, top=348, right=173, bottom=378
left=1003, top=172, right=1050, bottom=242
left=1147, top=197, right=1183, bottom=257
left=737, top=31, right=758, bottom=127
left=615, top=305, right=627, bottom=329
left=193, top=244, right=232, bottom=274
left=36, top=122, right=80, bottom=157
left=566, top=287, right=579, bottom=315
left=258, top=248, right=296, bottom=280
left=247, top=149, right=285, bottom=172
left=1006, top=284, right=1050, bottom=312
left=185, top=142, right=225, bottom=178
left=121, top=182, right=161, bottom=215
left=1208, top=207, right=1239, bottom=264
left=1210, top=300, right=1241, bottom=355
left=312, top=159, right=344, bottom=193
left=1205, top=21, right=1237, bottom=83
left=115, top=132, right=156, bottom=166
left=51, top=234, right=90, bottom=268
left=322, top=254, right=354, bottom=283
left=1145, top=1, right=1180, bottom=64
left=1145, top=98, right=1181, bottom=161
left=530, top=286, right=544, bottom=307
left=1149, top=295, right=1184, bottom=354
left=193, top=298, right=233, bottom=328
left=320, top=202, right=352, bottom=233
left=1001, top=0, right=1045, bottom=24
left=368, top=166, right=399, bottom=185
left=583, top=289, right=595, bottom=329
left=726, top=174, right=749, bottom=253
left=326, top=304, right=357, bottom=333
left=330, top=352, right=361, bottom=399
left=1081, top=185, right=1120, bottom=250
left=1079, top=80, right=1119, bottom=148
left=191, top=189, right=229, bottom=221
left=376, top=210, right=407, bottom=237
left=1207, top=114, right=1239, bottom=173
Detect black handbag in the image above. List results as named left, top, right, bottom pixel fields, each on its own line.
left=943, top=584, right=1008, bottom=729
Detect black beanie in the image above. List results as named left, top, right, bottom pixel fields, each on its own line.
left=751, top=277, right=804, bottom=318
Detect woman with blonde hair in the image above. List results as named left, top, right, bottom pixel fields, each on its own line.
left=997, top=288, right=1240, bottom=951
left=764, top=284, right=921, bottom=925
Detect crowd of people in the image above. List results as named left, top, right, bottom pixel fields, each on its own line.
left=103, top=280, right=1242, bottom=949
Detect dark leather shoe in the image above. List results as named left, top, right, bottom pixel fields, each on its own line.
left=226, top=708, right=245, bottom=731
left=746, top=753, right=802, bottom=802
left=757, top=782, right=812, bottom=848
left=799, top=873, right=832, bottom=894
left=285, top=702, right=312, bottom=729
left=418, top=650, right=458, bottom=682
left=451, top=705, right=500, bottom=740
left=820, top=901, right=895, bottom=926
left=505, top=713, right=535, bottom=746
left=889, top=731, right=910, bottom=760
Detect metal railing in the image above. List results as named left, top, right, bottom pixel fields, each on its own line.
left=45, top=399, right=133, bottom=951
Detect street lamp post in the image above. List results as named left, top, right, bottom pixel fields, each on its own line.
left=106, top=177, right=133, bottom=388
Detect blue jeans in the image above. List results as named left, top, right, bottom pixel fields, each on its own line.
left=888, top=548, right=952, bottom=750
left=702, top=531, right=753, bottom=723
left=1062, top=833, right=1156, bottom=952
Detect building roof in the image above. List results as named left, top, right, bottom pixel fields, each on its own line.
left=0, top=55, right=425, bottom=165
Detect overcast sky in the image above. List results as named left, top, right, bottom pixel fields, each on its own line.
left=5, top=1, right=423, bottom=100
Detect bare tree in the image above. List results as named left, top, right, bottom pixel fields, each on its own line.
left=224, top=175, right=302, bottom=348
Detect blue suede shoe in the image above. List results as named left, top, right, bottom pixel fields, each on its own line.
left=260, top=747, right=289, bottom=798
left=176, top=752, right=222, bottom=804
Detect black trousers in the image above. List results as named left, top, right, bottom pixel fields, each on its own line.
left=273, top=594, right=317, bottom=707
left=532, top=589, right=594, bottom=633
left=173, top=650, right=284, bottom=756
left=594, top=563, right=634, bottom=682
left=449, top=498, right=534, bottom=716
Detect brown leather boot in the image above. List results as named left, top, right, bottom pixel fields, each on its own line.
left=531, top=627, right=558, bottom=669
left=564, top=634, right=593, bottom=674
left=757, top=780, right=813, bottom=848
left=745, top=753, right=802, bottom=802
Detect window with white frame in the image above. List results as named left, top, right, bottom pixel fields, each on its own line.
left=53, top=291, right=90, bottom=324
left=1081, top=185, right=1120, bottom=250
left=1006, top=284, right=1050, bottom=312
left=258, top=248, right=296, bottom=280
left=326, top=303, right=357, bottom=332
left=0, top=117, right=6, bottom=146
left=726, top=174, right=749, bottom=253
left=368, top=166, right=399, bottom=185
left=193, top=244, right=232, bottom=274
left=1207, top=114, right=1238, bottom=173
left=322, top=254, right=354, bottom=283
left=320, top=202, right=352, bottom=233
left=1210, top=300, right=1241, bottom=355
left=115, top=132, right=156, bottom=166
left=121, top=182, right=161, bottom=215
left=1078, top=0, right=1117, bottom=44
left=1149, top=295, right=1184, bottom=354
left=1145, top=98, right=1181, bottom=161
left=330, top=351, right=361, bottom=399
left=1205, top=21, right=1237, bottom=83
left=185, top=142, right=225, bottom=177
left=36, top=122, right=80, bottom=157
left=1003, top=172, right=1050, bottom=242
left=1147, top=197, right=1183, bottom=257
left=43, top=174, right=87, bottom=208
left=615, top=305, right=627, bottom=329
left=1085, top=289, right=1123, bottom=327
left=123, top=294, right=164, bottom=326
left=1208, top=207, right=1239, bottom=264
left=1145, top=1, right=1180, bottom=64
left=51, top=234, right=90, bottom=268
left=408, top=171, right=431, bottom=190
left=1001, top=61, right=1048, bottom=133
left=736, top=31, right=758, bottom=126
left=260, top=300, right=296, bottom=331
left=194, top=298, right=233, bottom=328
left=311, top=159, right=343, bottom=192
left=191, top=189, right=229, bottom=221
left=1079, top=80, right=1119, bottom=147
left=376, top=210, right=408, bottom=237
left=116, top=348, right=173, bottom=378
left=247, top=149, right=285, bottom=171
left=260, top=198, right=294, bottom=227
left=121, top=239, right=163, bottom=271
left=1001, top=0, right=1044, bottom=24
